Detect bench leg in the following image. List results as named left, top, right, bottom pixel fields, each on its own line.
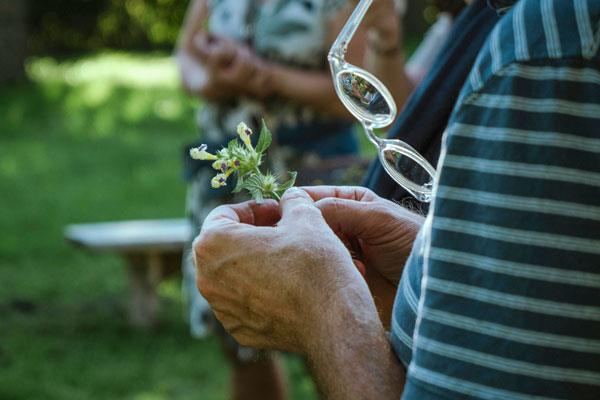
left=126, top=253, right=163, bottom=327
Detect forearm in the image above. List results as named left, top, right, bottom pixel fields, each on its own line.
left=266, top=65, right=353, bottom=118
left=364, top=31, right=414, bottom=110
left=305, top=281, right=406, bottom=399
left=180, top=0, right=208, bottom=47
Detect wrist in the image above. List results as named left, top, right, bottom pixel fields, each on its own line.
left=367, top=29, right=401, bottom=58
left=301, top=280, right=404, bottom=399
left=303, top=277, right=379, bottom=355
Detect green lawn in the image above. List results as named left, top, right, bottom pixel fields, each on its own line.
left=0, top=52, right=318, bottom=400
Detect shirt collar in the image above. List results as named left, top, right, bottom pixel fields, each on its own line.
left=487, top=0, right=518, bottom=15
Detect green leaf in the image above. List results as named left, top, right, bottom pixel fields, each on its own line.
left=255, top=119, right=272, bottom=155
left=237, top=173, right=266, bottom=203
left=253, top=190, right=264, bottom=204
left=227, top=138, right=239, bottom=151
left=274, top=171, right=297, bottom=198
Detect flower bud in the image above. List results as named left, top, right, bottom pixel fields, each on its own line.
left=211, top=174, right=227, bottom=188
left=237, top=122, right=253, bottom=149
left=190, top=144, right=217, bottom=160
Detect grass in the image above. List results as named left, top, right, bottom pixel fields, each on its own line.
left=0, top=52, right=318, bottom=400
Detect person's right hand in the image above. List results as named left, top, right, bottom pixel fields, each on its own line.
left=303, top=186, right=423, bottom=285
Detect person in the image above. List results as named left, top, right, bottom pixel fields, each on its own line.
left=191, top=0, right=600, bottom=398
left=176, top=0, right=413, bottom=398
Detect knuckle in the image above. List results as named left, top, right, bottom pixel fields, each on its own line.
left=212, top=310, right=233, bottom=328
left=195, top=274, right=212, bottom=300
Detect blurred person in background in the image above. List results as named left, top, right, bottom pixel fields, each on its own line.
left=176, top=0, right=416, bottom=398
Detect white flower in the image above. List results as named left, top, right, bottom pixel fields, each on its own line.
left=211, top=174, right=228, bottom=188
left=237, top=122, right=253, bottom=149
left=190, top=144, right=217, bottom=160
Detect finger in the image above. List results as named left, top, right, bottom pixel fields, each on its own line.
left=278, top=187, right=322, bottom=226
left=315, top=197, right=379, bottom=237
left=300, top=185, right=379, bottom=203
left=353, top=259, right=366, bottom=278
left=190, top=32, right=211, bottom=62
left=223, top=51, right=256, bottom=82
left=211, top=38, right=237, bottom=66
left=202, top=199, right=280, bottom=231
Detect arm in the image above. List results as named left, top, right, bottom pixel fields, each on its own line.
left=304, top=185, right=424, bottom=330
left=179, top=0, right=208, bottom=49
left=177, top=0, right=243, bottom=101
left=193, top=188, right=412, bottom=398
left=253, top=6, right=369, bottom=118
left=361, top=0, right=416, bottom=110
left=306, top=279, right=406, bottom=399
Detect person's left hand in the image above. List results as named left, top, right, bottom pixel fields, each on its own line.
left=192, top=188, right=366, bottom=353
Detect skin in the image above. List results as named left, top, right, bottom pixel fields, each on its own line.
left=191, top=1, right=474, bottom=397
left=177, top=0, right=367, bottom=116
left=193, top=187, right=423, bottom=398
left=178, top=0, right=416, bottom=116
left=360, top=0, right=416, bottom=112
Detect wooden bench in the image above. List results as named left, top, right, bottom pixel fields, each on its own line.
left=64, top=218, right=193, bottom=327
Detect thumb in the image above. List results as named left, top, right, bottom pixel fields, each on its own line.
left=278, top=187, right=322, bottom=226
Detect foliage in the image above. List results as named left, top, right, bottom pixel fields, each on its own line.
left=27, top=0, right=191, bottom=55
left=0, top=52, right=317, bottom=399
left=190, top=121, right=297, bottom=203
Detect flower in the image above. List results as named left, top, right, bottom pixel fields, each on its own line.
left=237, top=122, right=253, bottom=149
left=217, top=148, right=230, bottom=159
left=190, top=144, right=217, bottom=160
left=211, top=174, right=228, bottom=188
left=262, top=173, right=277, bottom=191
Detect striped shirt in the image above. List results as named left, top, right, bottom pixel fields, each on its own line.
left=391, top=0, right=600, bottom=399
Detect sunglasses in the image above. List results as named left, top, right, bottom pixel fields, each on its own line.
left=328, top=0, right=437, bottom=202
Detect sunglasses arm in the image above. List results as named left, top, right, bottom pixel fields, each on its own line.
left=328, top=0, right=373, bottom=61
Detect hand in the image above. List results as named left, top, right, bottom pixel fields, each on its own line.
left=179, top=31, right=272, bottom=100
left=193, top=188, right=367, bottom=353
left=215, top=43, right=273, bottom=99
left=303, top=186, right=423, bottom=330
left=304, top=186, right=423, bottom=284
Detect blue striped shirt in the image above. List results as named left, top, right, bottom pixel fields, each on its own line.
left=391, top=0, right=600, bottom=398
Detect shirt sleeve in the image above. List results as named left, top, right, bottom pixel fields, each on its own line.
left=403, top=59, right=600, bottom=399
